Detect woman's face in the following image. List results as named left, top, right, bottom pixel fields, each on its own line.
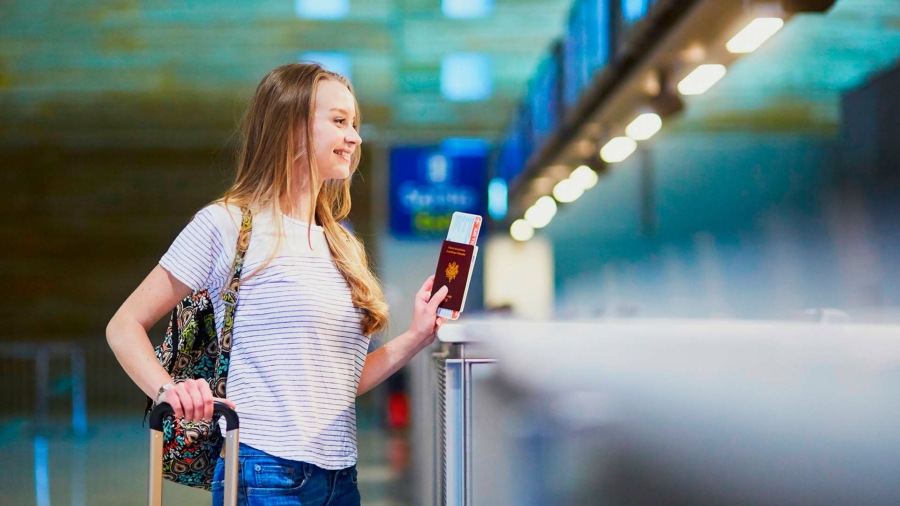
left=307, top=79, right=362, bottom=182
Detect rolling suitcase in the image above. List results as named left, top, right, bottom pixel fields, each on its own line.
left=148, top=401, right=240, bottom=506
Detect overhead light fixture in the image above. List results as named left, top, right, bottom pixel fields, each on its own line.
left=299, top=51, right=353, bottom=80
left=441, top=53, right=493, bottom=101
left=677, top=64, right=727, bottom=96
left=727, top=18, right=784, bottom=53
left=524, top=206, right=551, bottom=228
left=535, top=195, right=558, bottom=215
left=510, top=219, right=534, bottom=241
left=569, top=165, right=598, bottom=190
left=524, top=196, right=557, bottom=228
left=295, top=0, right=348, bottom=19
left=442, top=0, right=493, bottom=19
left=553, top=179, right=584, bottom=203
left=600, top=136, right=637, bottom=163
left=625, top=113, right=662, bottom=141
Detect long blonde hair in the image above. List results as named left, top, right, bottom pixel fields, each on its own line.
left=220, top=63, right=388, bottom=336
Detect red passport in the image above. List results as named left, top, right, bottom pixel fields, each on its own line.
left=431, top=240, right=476, bottom=312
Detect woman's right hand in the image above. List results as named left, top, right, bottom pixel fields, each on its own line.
left=157, top=379, right=236, bottom=423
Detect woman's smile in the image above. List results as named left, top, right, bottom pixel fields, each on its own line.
left=334, top=148, right=353, bottom=162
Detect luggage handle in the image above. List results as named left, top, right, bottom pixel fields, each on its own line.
left=148, top=401, right=239, bottom=506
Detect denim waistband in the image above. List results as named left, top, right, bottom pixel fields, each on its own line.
left=230, top=443, right=355, bottom=473
left=236, top=443, right=273, bottom=458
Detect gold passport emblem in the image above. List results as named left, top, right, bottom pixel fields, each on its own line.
left=445, top=261, right=460, bottom=282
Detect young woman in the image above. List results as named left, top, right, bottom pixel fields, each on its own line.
left=106, top=63, right=448, bottom=505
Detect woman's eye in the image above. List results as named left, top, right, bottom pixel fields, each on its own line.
left=334, top=118, right=346, bottom=125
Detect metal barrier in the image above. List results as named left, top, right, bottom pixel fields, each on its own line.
left=0, top=342, right=88, bottom=436
left=0, top=342, right=92, bottom=506
left=432, top=325, right=496, bottom=506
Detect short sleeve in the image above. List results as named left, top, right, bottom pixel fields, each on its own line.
left=159, top=208, right=227, bottom=291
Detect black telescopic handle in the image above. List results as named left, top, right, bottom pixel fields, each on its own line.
left=148, top=400, right=239, bottom=432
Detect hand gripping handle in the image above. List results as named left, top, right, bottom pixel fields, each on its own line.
left=148, top=400, right=239, bottom=431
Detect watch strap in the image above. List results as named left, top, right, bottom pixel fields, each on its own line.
left=156, top=381, right=176, bottom=404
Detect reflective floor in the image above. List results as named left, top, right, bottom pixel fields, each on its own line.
left=0, top=417, right=409, bottom=506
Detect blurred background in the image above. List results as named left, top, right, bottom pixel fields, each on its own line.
left=2, top=0, right=899, bottom=504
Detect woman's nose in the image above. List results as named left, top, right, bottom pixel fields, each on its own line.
left=346, top=127, right=362, bottom=145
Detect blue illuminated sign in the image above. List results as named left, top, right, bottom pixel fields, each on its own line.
left=622, top=0, right=652, bottom=23
left=528, top=50, right=561, bottom=150
left=488, top=178, right=508, bottom=220
left=390, top=141, right=488, bottom=238
left=564, top=0, right=611, bottom=108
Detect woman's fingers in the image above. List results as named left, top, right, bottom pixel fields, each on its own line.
left=169, top=380, right=205, bottom=422
left=428, top=285, right=449, bottom=312
left=163, top=388, right=184, bottom=418
left=198, top=380, right=215, bottom=421
left=185, top=379, right=212, bottom=422
left=419, top=276, right=436, bottom=300
left=160, top=381, right=233, bottom=423
left=184, top=384, right=201, bottom=422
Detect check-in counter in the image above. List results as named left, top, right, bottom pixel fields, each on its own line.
left=427, top=319, right=900, bottom=506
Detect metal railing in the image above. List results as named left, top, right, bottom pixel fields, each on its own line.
left=0, top=342, right=88, bottom=435
left=432, top=325, right=496, bottom=506
left=0, top=340, right=145, bottom=425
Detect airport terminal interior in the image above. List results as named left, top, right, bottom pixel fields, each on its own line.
left=3, top=0, right=900, bottom=504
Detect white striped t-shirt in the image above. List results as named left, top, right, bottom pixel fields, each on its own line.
left=159, top=203, right=369, bottom=470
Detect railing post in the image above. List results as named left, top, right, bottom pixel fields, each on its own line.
left=432, top=325, right=497, bottom=506
left=34, top=346, right=50, bottom=434
left=69, top=345, right=88, bottom=437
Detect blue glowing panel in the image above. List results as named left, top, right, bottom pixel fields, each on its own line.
left=441, top=137, right=490, bottom=157
left=390, top=144, right=488, bottom=238
left=496, top=130, right=522, bottom=184
left=295, top=0, right=348, bottom=19
left=494, top=104, right=532, bottom=184
left=488, top=178, right=508, bottom=220
left=442, top=0, right=493, bottom=19
left=622, top=0, right=651, bottom=23
left=441, top=53, right=493, bottom=102
left=501, top=103, right=534, bottom=181
left=528, top=52, right=561, bottom=150
left=299, top=51, right=352, bottom=80
left=563, top=0, right=611, bottom=108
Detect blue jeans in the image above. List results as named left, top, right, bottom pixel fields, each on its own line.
left=211, top=443, right=360, bottom=506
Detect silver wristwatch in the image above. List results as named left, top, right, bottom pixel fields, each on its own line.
left=156, top=382, right=176, bottom=404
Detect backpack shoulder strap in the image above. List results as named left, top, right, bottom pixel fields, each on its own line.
left=212, top=207, right=252, bottom=398
left=221, top=207, right=253, bottom=309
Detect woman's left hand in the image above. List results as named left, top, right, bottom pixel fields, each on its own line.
left=408, top=275, right=449, bottom=346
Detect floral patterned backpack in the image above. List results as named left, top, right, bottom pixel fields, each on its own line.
left=144, top=207, right=252, bottom=490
